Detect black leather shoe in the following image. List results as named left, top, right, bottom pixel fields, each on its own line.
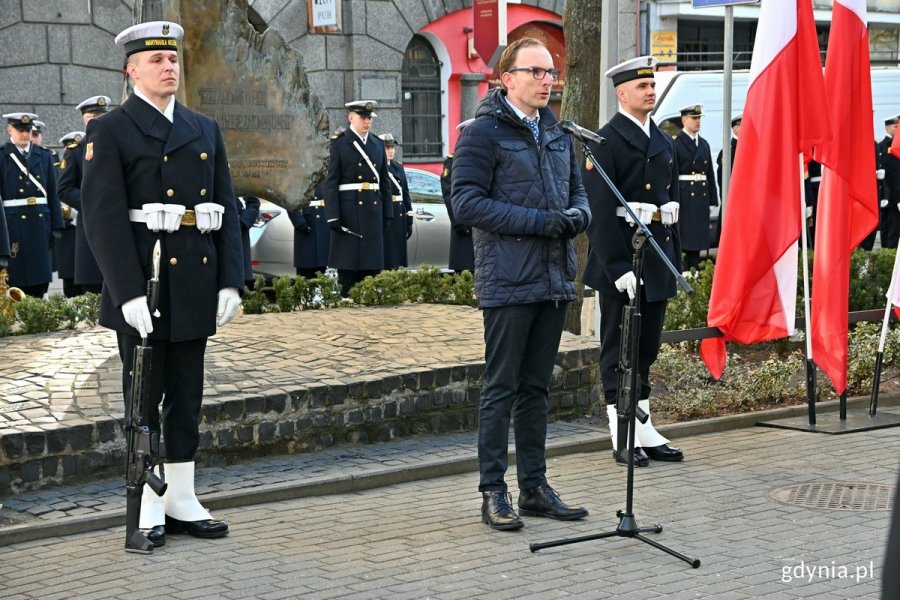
left=645, top=444, right=684, bottom=462
left=613, top=448, right=650, bottom=467
left=144, top=525, right=165, bottom=547
left=481, top=491, right=524, bottom=530
left=165, top=515, right=229, bottom=538
left=518, top=485, right=588, bottom=521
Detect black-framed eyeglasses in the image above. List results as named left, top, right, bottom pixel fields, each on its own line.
left=507, top=67, right=561, bottom=82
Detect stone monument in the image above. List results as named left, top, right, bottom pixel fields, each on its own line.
left=135, top=0, right=330, bottom=209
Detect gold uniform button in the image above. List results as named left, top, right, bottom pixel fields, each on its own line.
left=358, top=162, right=362, bottom=167
left=163, top=155, right=168, bottom=162
left=358, top=201, right=363, bottom=206
left=357, top=175, right=362, bottom=180
left=166, top=189, right=174, bottom=197
left=645, top=183, right=651, bottom=190
left=374, top=201, right=379, bottom=205
left=202, top=257, right=208, bottom=264
left=19, top=189, right=24, bottom=193
left=200, top=188, right=207, bottom=196
left=200, top=152, right=208, bottom=160
left=691, top=192, right=696, bottom=197
left=18, top=175, right=23, bottom=180
left=170, top=258, right=178, bottom=266
left=21, top=215, right=26, bottom=220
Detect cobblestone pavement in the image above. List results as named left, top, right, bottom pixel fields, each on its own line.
left=1, top=421, right=898, bottom=599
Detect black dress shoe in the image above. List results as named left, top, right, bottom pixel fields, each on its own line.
left=518, top=485, right=588, bottom=521
left=144, top=525, right=165, bottom=547
left=481, top=490, right=524, bottom=530
left=644, top=444, right=684, bottom=462
left=613, top=448, right=650, bottom=467
left=165, top=515, right=229, bottom=538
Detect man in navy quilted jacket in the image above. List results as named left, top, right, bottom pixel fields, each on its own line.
left=451, top=38, right=591, bottom=531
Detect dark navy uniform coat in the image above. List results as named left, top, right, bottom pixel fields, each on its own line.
left=582, top=113, right=681, bottom=303
left=716, top=137, right=738, bottom=192
left=384, top=159, right=412, bottom=269
left=81, top=95, right=244, bottom=342
left=289, top=187, right=330, bottom=271
left=237, top=195, right=260, bottom=283
left=673, top=131, right=717, bottom=252
left=57, top=141, right=104, bottom=287
left=441, top=155, right=474, bottom=272
left=0, top=142, right=64, bottom=287
left=322, top=130, right=392, bottom=271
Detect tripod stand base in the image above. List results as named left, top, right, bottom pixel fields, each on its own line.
left=530, top=512, right=700, bottom=568
left=757, top=411, right=900, bottom=434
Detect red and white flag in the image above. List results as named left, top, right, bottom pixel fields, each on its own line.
left=892, top=128, right=900, bottom=159
left=701, top=0, right=830, bottom=378
left=811, top=0, right=879, bottom=394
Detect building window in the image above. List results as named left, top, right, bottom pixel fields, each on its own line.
left=402, top=36, right=442, bottom=159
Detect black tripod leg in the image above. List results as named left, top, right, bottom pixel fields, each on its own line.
left=634, top=533, right=701, bottom=568
left=530, top=530, right=620, bottom=553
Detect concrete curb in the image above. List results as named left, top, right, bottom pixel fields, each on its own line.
left=1, top=391, right=897, bottom=547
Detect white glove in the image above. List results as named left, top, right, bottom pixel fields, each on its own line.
left=881, top=199, right=889, bottom=208
left=216, top=287, right=241, bottom=327
left=194, top=203, right=225, bottom=234
left=122, top=296, right=153, bottom=338
left=659, top=201, right=679, bottom=225
left=614, top=271, right=641, bottom=301
left=877, top=168, right=886, bottom=180
left=805, top=206, right=813, bottom=218
left=142, top=203, right=165, bottom=232
left=624, top=202, right=655, bottom=225
left=162, top=204, right=185, bottom=233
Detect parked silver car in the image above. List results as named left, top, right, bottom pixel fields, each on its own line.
left=248, top=167, right=451, bottom=278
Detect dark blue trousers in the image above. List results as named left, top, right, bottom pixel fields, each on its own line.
left=478, top=301, right=567, bottom=492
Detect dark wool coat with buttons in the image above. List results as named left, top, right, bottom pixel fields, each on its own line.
left=582, top=112, right=681, bottom=303
left=450, top=88, right=590, bottom=309
left=57, top=141, right=104, bottom=287
left=289, top=187, right=331, bottom=271
left=81, top=94, right=244, bottom=342
left=674, top=130, right=718, bottom=252
left=0, top=142, right=64, bottom=287
left=322, top=130, right=393, bottom=271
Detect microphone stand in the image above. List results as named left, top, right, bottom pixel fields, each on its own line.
left=530, top=141, right=699, bottom=569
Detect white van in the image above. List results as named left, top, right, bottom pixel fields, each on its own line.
left=651, top=67, right=900, bottom=169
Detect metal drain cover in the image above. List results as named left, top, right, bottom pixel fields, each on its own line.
left=769, top=482, right=894, bottom=512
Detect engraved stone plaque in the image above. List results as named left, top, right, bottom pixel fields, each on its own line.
left=144, top=0, right=330, bottom=210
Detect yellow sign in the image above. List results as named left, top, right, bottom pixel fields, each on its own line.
left=651, top=31, right=677, bottom=62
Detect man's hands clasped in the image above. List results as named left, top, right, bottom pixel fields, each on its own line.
left=541, top=209, right=586, bottom=238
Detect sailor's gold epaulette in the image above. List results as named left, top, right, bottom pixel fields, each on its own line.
left=65, top=141, right=80, bottom=149
left=330, top=130, right=346, bottom=140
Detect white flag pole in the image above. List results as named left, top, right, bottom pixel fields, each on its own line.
left=870, top=244, right=900, bottom=415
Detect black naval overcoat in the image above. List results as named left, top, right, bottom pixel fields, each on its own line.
left=716, top=137, right=738, bottom=191
left=81, top=95, right=244, bottom=342
left=322, top=130, right=392, bottom=271
left=441, top=155, right=475, bottom=273
left=57, top=141, right=104, bottom=287
left=673, top=131, right=717, bottom=252
left=289, top=187, right=330, bottom=271
left=582, top=113, right=681, bottom=303
left=384, top=159, right=412, bottom=269
left=238, top=195, right=260, bottom=283
left=0, top=142, right=64, bottom=288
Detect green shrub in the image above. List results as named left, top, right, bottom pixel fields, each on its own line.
left=272, top=275, right=296, bottom=312
left=71, top=292, right=100, bottom=327
left=15, top=295, right=64, bottom=334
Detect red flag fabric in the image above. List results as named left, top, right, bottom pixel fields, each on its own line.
left=810, top=0, right=878, bottom=394
left=892, top=129, right=900, bottom=159
left=701, top=0, right=830, bottom=377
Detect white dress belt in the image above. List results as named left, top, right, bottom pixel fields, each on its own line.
left=615, top=206, right=661, bottom=222
left=308, top=200, right=325, bottom=207
left=339, top=182, right=377, bottom=192
left=678, top=174, right=706, bottom=182
left=3, top=197, right=47, bottom=207
left=392, top=195, right=403, bottom=203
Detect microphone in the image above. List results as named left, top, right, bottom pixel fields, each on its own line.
left=559, top=120, right=606, bottom=145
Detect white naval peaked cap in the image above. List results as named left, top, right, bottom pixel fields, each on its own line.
left=115, top=21, right=184, bottom=56
left=605, top=55, right=658, bottom=87
left=59, top=131, right=85, bottom=145
left=32, top=120, right=46, bottom=132
left=76, top=96, right=112, bottom=114
left=345, top=100, right=378, bottom=117
left=3, top=112, right=39, bottom=130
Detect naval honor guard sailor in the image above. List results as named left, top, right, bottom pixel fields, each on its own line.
left=379, top=132, right=412, bottom=270
left=673, top=104, right=717, bottom=271
left=81, top=20, right=243, bottom=548
left=0, top=112, right=65, bottom=297
left=323, top=100, right=392, bottom=296
left=582, top=56, right=684, bottom=466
